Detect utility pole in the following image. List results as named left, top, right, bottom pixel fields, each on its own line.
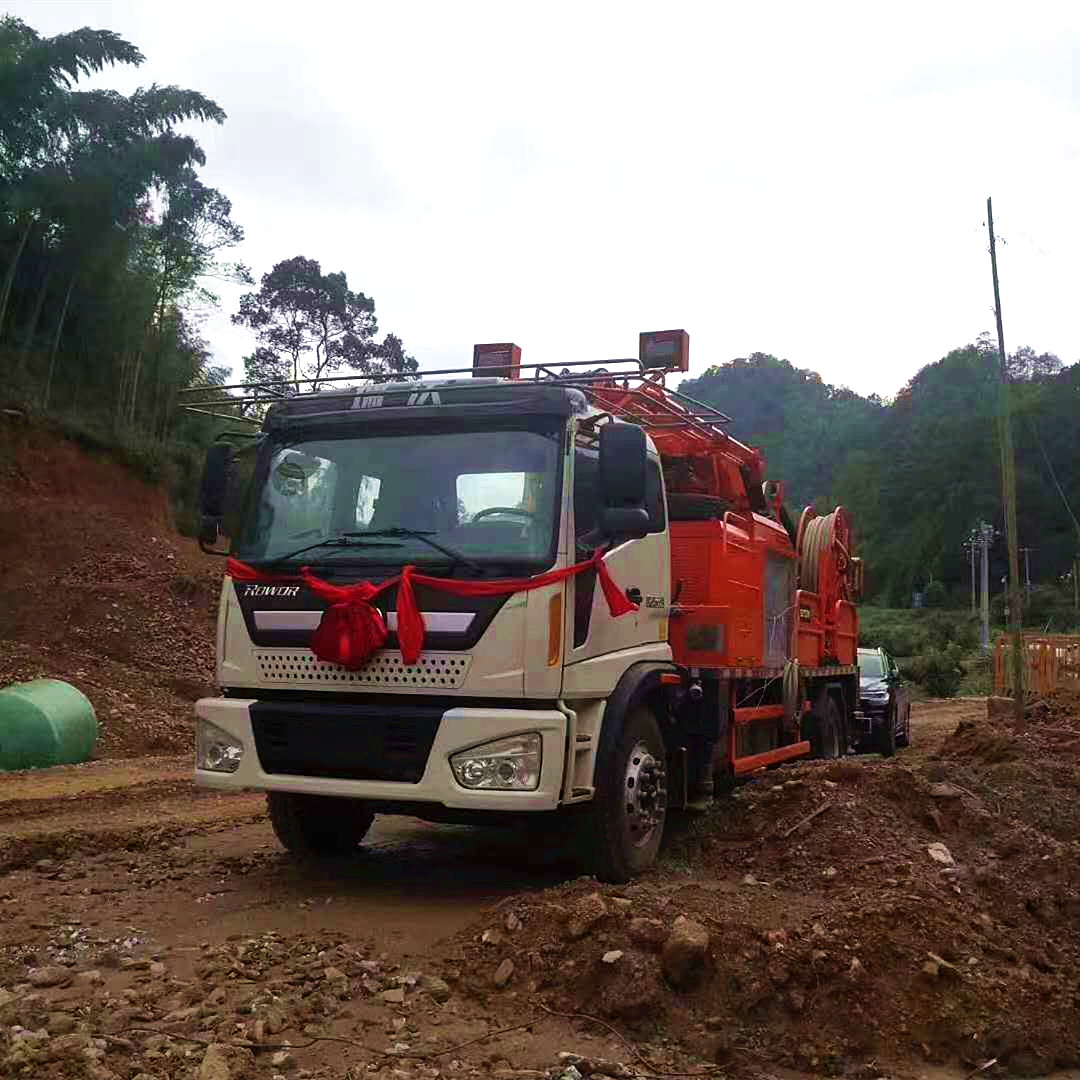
left=1020, top=546, right=1033, bottom=597
left=987, top=197, right=1025, bottom=722
left=964, top=534, right=977, bottom=614
left=977, top=522, right=993, bottom=654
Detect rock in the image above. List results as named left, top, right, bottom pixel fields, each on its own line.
left=381, top=988, right=406, bottom=1005
left=628, top=917, right=667, bottom=951
left=270, top=1050, right=296, bottom=1071
left=611, top=898, right=633, bottom=913
left=120, top=957, right=150, bottom=972
left=558, top=1067, right=583, bottom=1080
left=927, top=842, right=955, bottom=866
left=741, top=872, right=759, bottom=886
left=0, top=988, right=16, bottom=1010
left=565, top=892, right=608, bottom=940
left=47, top=1032, right=92, bottom=1062
left=76, top=970, right=104, bottom=986
left=661, top=916, right=709, bottom=988
left=198, top=1043, right=254, bottom=1080
left=35, top=858, right=58, bottom=873
left=422, top=975, right=451, bottom=1003
left=929, top=782, right=965, bottom=800
left=922, top=959, right=941, bottom=978
left=493, top=958, right=515, bottom=988
left=925, top=808, right=946, bottom=834
left=927, top=951, right=959, bottom=976
left=149, top=962, right=167, bottom=978
left=323, top=967, right=349, bottom=996
left=261, top=1004, right=288, bottom=1034
left=787, top=988, right=806, bottom=1013
left=848, top=957, right=864, bottom=978
left=977, top=913, right=994, bottom=930
left=601, top=950, right=624, bottom=964
left=481, top=928, right=504, bottom=946
left=47, top=1012, right=77, bottom=1035
left=505, top=912, right=522, bottom=932
left=28, top=965, right=72, bottom=988
left=822, top=865, right=838, bottom=880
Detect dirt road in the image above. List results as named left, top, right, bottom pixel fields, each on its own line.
left=2, top=697, right=1075, bottom=1080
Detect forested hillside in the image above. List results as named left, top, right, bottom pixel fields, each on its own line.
left=680, top=343, right=1080, bottom=611
left=0, top=16, right=413, bottom=527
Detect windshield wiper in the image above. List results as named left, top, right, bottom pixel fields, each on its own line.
left=261, top=535, right=404, bottom=565
left=346, top=528, right=486, bottom=575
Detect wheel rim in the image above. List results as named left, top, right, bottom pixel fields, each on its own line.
left=623, top=740, right=667, bottom=849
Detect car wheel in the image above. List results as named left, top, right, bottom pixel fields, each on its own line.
left=875, top=703, right=897, bottom=757
left=897, top=704, right=911, bottom=748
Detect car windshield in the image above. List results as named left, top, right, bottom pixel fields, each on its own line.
left=859, top=652, right=885, bottom=679
left=234, top=424, right=562, bottom=570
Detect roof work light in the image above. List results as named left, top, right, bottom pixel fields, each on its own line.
left=640, top=330, right=690, bottom=372
left=473, top=343, right=522, bottom=379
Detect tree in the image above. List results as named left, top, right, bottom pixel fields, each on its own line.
left=234, top=256, right=417, bottom=393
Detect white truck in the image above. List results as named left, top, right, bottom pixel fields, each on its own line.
left=188, top=334, right=860, bottom=881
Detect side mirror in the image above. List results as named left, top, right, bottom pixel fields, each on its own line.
left=600, top=505, right=650, bottom=540
left=599, top=422, right=646, bottom=506
left=199, top=443, right=235, bottom=551
left=597, top=423, right=649, bottom=542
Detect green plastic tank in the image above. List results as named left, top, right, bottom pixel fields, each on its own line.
left=0, top=680, right=98, bottom=772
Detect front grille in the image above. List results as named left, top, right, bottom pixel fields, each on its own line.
left=250, top=700, right=443, bottom=783
left=255, top=650, right=471, bottom=690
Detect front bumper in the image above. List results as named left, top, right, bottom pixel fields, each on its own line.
left=854, top=698, right=889, bottom=737
left=194, top=696, right=568, bottom=812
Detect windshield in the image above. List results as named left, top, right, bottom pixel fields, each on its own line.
left=234, top=424, right=562, bottom=570
left=859, top=652, right=885, bottom=679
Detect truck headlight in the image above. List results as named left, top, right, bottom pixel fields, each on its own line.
left=196, top=719, right=244, bottom=773
left=450, top=733, right=541, bottom=791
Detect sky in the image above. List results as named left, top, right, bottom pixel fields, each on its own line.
left=8, top=0, right=1080, bottom=398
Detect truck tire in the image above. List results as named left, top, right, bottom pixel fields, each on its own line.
left=875, top=705, right=897, bottom=757
left=580, top=705, right=668, bottom=883
left=267, top=792, right=375, bottom=858
left=808, top=691, right=843, bottom=759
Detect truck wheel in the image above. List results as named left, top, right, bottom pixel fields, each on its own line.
left=267, top=792, right=375, bottom=858
left=875, top=705, right=897, bottom=758
left=580, top=706, right=668, bottom=883
left=808, top=691, right=843, bottom=759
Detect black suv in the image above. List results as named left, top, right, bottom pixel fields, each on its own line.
left=855, top=646, right=911, bottom=756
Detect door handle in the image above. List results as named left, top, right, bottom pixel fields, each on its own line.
left=625, top=587, right=643, bottom=604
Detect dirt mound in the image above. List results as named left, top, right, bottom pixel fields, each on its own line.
left=0, top=419, right=220, bottom=757
left=444, top=743, right=1080, bottom=1077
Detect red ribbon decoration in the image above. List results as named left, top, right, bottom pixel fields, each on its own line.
left=227, top=550, right=637, bottom=669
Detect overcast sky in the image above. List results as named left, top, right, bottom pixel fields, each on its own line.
left=9, top=0, right=1079, bottom=397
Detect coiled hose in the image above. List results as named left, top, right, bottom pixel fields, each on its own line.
left=799, top=512, right=836, bottom=595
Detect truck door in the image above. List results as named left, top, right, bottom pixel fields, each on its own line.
left=563, top=446, right=672, bottom=696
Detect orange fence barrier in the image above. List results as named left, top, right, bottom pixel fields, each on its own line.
left=994, top=634, right=1080, bottom=696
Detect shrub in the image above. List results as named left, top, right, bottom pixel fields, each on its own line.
left=902, top=643, right=966, bottom=698
left=924, top=580, right=948, bottom=608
